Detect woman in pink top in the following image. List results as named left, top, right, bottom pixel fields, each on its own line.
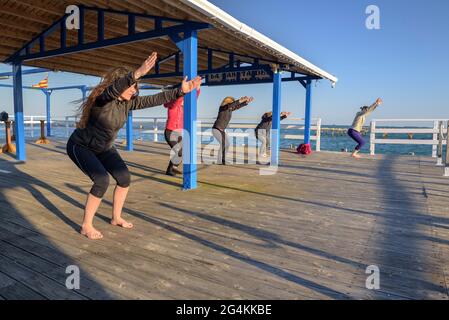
left=163, top=86, right=201, bottom=176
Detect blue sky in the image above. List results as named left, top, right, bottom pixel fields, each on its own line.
left=0, top=0, right=448, bottom=125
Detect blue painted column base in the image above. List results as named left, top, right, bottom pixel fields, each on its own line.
left=304, top=80, right=313, bottom=145
left=181, top=30, right=198, bottom=190
left=271, top=70, right=282, bottom=166
left=45, top=90, right=52, bottom=137
left=13, top=63, right=26, bottom=161
left=126, top=111, right=133, bottom=151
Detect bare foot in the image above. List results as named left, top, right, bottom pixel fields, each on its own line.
left=81, top=226, right=103, bottom=240
left=111, top=218, right=134, bottom=229
left=351, top=153, right=361, bottom=159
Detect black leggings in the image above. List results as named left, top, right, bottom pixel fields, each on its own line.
left=66, top=139, right=131, bottom=198
left=212, top=127, right=230, bottom=164
left=164, top=129, right=183, bottom=171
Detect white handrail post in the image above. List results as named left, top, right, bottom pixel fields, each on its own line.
left=370, top=120, right=376, bottom=155
left=154, top=118, right=158, bottom=142
left=432, top=120, right=438, bottom=158
left=65, top=116, right=69, bottom=138
left=30, top=116, right=34, bottom=138
left=316, top=118, right=321, bottom=152
left=445, top=121, right=449, bottom=177
left=437, top=121, right=443, bottom=166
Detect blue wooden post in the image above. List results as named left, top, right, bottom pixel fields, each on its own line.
left=82, top=86, right=87, bottom=102
left=13, top=63, right=26, bottom=161
left=126, top=111, right=133, bottom=151
left=304, top=79, right=312, bottom=145
left=182, top=29, right=198, bottom=190
left=271, top=70, right=282, bottom=166
left=45, top=90, right=52, bottom=136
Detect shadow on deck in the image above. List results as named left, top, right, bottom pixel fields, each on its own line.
left=0, top=140, right=448, bottom=300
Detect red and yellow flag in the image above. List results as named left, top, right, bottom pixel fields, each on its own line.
left=32, top=75, right=48, bottom=89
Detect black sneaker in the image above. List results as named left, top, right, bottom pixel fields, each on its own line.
left=166, top=167, right=176, bottom=176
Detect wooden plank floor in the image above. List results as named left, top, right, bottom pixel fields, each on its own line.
left=0, top=139, right=448, bottom=300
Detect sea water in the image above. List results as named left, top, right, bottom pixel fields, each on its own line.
left=0, top=122, right=444, bottom=156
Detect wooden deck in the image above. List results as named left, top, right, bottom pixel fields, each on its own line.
left=0, top=140, right=448, bottom=300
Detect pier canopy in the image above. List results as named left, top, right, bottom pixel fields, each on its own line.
left=0, top=0, right=337, bottom=190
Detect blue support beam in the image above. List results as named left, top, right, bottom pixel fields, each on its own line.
left=60, top=17, right=67, bottom=48
left=98, top=10, right=105, bottom=41
left=78, top=6, right=85, bottom=45
left=168, top=33, right=185, bottom=52
left=128, top=14, right=136, bottom=35
left=0, top=84, right=45, bottom=90
left=5, top=6, right=210, bottom=63
left=126, top=111, right=133, bottom=151
left=0, top=68, right=49, bottom=77
left=13, top=63, right=26, bottom=161
left=81, top=86, right=88, bottom=102
left=304, top=79, right=313, bottom=145
left=175, top=52, right=180, bottom=73
left=2, top=84, right=94, bottom=141
left=182, top=29, right=198, bottom=190
left=8, top=24, right=208, bottom=63
left=45, top=90, right=52, bottom=136
left=271, top=70, right=282, bottom=166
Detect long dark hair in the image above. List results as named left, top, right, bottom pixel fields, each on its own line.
left=77, top=67, right=135, bottom=129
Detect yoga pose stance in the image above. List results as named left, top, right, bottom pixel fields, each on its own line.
left=212, top=96, right=254, bottom=165
left=163, top=86, right=201, bottom=176
left=348, top=98, right=383, bottom=158
left=255, top=111, right=291, bottom=159
left=67, top=52, right=201, bottom=240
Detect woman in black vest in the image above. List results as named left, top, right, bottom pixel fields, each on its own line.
left=255, top=111, right=291, bottom=159
left=67, top=52, right=201, bottom=240
left=212, top=96, right=254, bottom=165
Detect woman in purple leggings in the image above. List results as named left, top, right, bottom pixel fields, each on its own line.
left=348, top=98, right=383, bottom=158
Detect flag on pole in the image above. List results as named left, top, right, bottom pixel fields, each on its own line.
left=32, top=75, right=48, bottom=89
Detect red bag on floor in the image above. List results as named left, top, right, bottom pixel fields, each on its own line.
left=297, top=143, right=312, bottom=155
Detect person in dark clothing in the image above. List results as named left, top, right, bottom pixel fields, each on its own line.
left=212, top=96, right=254, bottom=165
left=67, top=52, right=201, bottom=240
left=255, top=111, right=291, bottom=158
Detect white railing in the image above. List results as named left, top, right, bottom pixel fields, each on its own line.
left=370, top=119, right=448, bottom=157
left=64, top=116, right=322, bottom=151
left=8, top=115, right=56, bottom=138
left=435, top=121, right=449, bottom=176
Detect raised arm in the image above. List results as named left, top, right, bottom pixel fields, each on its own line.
left=230, top=101, right=249, bottom=112
left=129, top=76, right=202, bottom=111
left=96, top=73, right=137, bottom=106
left=226, top=96, right=254, bottom=111
left=130, top=88, right=184, bottom=111
left=281, top=111, right=291, bottom=121
left=96, top=52, right=158, bottom=106
left=220, top=100, right=240, bottom=112
left=363, top=98, right=383, bottom=115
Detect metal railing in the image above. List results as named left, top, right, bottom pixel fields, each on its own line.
left=63, top=116, right=323, bottom=151
left=8, top=115, right=58, bottom=138
left=446, top=122, right=449, bottom=177
left=435, top=120, right=449, bottom=176
left=369, top=119, right=448, bottom=157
